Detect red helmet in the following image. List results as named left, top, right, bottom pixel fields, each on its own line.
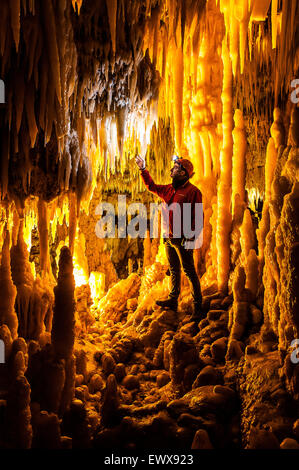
left=179, top=158, right=194, bottom=178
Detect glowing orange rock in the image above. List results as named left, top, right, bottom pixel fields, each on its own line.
left=216, top=41, right=233, bottom=294
left=0, top=229, right=18, bottom=339
left=232, top=109, right=246, bottom=215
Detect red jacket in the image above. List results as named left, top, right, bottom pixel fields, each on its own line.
left=140, top=169, right=203, bottom=240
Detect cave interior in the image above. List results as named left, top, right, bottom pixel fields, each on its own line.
left=0, top=0, right=299, bottom=451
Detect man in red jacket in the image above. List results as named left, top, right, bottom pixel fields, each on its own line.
left=135, top=154, right=203, bottom=321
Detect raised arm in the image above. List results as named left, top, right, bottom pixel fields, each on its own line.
left=135, top=155, right=170, bottom=199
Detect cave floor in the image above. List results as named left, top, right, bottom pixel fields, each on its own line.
left=66, top=287, right=296, bottom=450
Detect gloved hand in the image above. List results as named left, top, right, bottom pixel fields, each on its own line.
left=135, top=154, right=146, bottom=170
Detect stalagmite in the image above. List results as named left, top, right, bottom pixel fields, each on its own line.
left=52, top=246, right=76, bottom=414
left=116, top=107, right=127, bottom=159
left=5, top=373, right=33, bottom=449
left=287, top=107, right=299, bottom=148
left=265, top=138, right=278, bottom=202
left=245, top=249, right=259, bottom=299
left=230, top=3, right=240, bottom=76
left=11, top=219, right=54, bottom=340
left=101, top=374, right=120, bottom=427
left=227, top=264, right=249, bottom=360
left=143, top=231, right=152, bottom=268
left=240, top=209, right=255, bottom=260
left=37, top=198, right=52, bottom=277
left=1, top=132, right=9, bottom=199
left=0, top=229, right=18, bottom=339
left=52, top=246, right=75, bottom=360
left=256, top=109, right=283, bottom=267
left=10, top=220, right=34, bottom=339
left=270, top=108, right=286, bottom=150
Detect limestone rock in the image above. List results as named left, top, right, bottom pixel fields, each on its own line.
left=211, top=337, right=228, bottom=362
left=191, top=429, right=213, bottom=449
left=280, top=438, right=299, bottom=449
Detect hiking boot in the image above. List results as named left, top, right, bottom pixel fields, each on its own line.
left=156, top=298, right=178, bottom=311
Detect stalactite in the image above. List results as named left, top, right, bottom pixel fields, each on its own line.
left=41, top=0, right=62, bottom=105
left=232, top=109, right=246, bottom=216
left=9, top=0, right=21, bottom=52
left=105, top=0, right=118, bottom=56
left=25, top=81, right=38, bottom=148
left=14, top=73, right=25, bottom=134
left=235, top=0, right=250, bottom=75
left=173, top=41, right=184, bottom=152
left=251, top=0, right=271, bottom=21
left=68, top=192, right=77, bottom=256
left=216, top=41, right=233, bottom=293
left=72, top=0, right=83, bottom=15
left=271, top=0, right=278, bottom=49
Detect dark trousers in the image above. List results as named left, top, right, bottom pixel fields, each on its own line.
left=164, top=238, right=202, bottom=307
